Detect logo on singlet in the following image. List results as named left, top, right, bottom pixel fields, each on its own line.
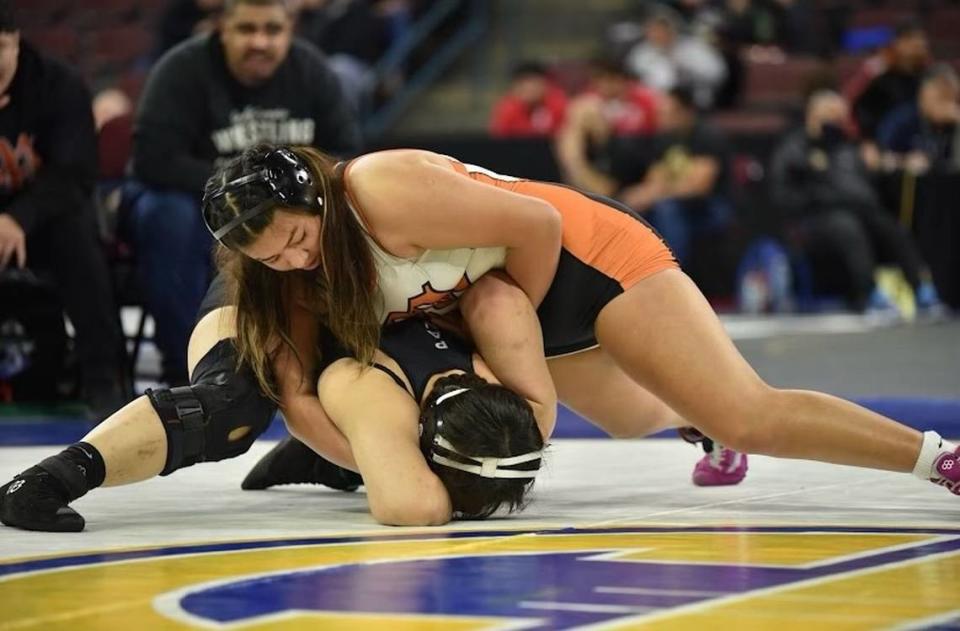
left=385, top=277, right=471, bottom=324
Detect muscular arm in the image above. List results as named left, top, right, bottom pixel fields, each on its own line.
left=318, top=359, right=452, bottom=526
left=349, top=150, right=563, bottom=307
left=460, top=272, right=558, bottom=439
left=273, top=297, right=358, bottom=472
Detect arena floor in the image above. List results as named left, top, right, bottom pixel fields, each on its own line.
left=2, top=440, right=959, bottom=630
left=1, top=315, right=958, bottom=630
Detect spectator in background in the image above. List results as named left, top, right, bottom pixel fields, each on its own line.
left=769, top=90, right=940, bottom=313
left=845, top=19, right=930, bottom=143
left=130, top=0, right=361, bottom=385
left=155, top=0, right=224, bottom=58
left=624, top=5, right=726, bottom=109
left=878, top=63, right=960, bottom=174
left=489, top=61, right=567, bottom=138
left=555, top=56, right=660, bottom=196
left=0, top=3, right=129, bottom=418
left=618, top=86, right=732, bottom=267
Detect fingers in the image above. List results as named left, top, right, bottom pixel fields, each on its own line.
left=0, top=239, right=10, bottom=270
left=14, top=237, right=25, bottom=268
left=0, top=235, right=27, bottom=270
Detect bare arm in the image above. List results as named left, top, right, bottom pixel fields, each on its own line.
left=460, top=272, right=557, bottom=439
left=620, top=158, right=719, bottom=212
left=555, top=96, right=620, bottom=196
left=318, top=359, right=452, bottom=526
left=349, top=150, right=563, bottom=307
left=273, top=297, right=358, bottom=472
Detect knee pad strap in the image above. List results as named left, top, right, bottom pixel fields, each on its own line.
left=147, top=387, right=207, bottom=475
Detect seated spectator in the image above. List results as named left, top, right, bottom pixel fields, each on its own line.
left=844, top=19, right=930, bottom=143
left=624, top=5, right=727, bottom=108
left=769, top=90, right=940, bottom=312
left=489, top=61, right=567, bottom=138
left=555, top=56, right=660, bottom=196
left=130, top=0, right=361, bottom=385
left=878, top=63, right=960, bottom=174
left=0, top=2, right=129, bottom=418
left=618, top=85, right=732, bottom=267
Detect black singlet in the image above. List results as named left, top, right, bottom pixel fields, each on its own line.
left=373, top=318, right=474, bottom=401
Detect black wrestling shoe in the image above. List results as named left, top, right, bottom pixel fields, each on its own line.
left=0, top=469, right=85, bottom=532
left=242, top=437, right=363, bottom=492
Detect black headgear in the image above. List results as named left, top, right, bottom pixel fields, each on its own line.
left=201, top=147, right=323, bottom=245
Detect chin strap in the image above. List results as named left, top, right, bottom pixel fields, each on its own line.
left=430, top=436, right=542, bottom=479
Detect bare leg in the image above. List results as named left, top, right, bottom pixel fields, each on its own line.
left=548, top=347, right=685, bottom=438
left=84, top=307, right=237, bottom=485
left=595, top=269, right=922, bottom=472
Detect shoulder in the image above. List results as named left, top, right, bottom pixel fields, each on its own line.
left=160, top=34, right=209, bottom=67
left=317, top=356, right=409, bottom=406
left=150, top=34, right=209, bottom=82
left=289, top=38, right=327, bottom=62
left=347, top=149, right=452, bottom=187
left=286, top=39, right=336, bottom=76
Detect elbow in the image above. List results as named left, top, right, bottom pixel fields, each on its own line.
left=541, top=202, right=562, bottom=241
left=460, top=273, right=531, bottom=329
left=371, top=492, right=452, bottom=527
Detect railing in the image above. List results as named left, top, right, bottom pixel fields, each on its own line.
left=361, top=0, right=489, bottom=140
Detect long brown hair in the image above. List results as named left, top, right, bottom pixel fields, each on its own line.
left=203, top=144, right=381, bottom=400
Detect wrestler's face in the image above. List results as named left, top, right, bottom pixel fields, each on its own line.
left=221, top=3, right=293, bottom=87
left=242, top=209, right=323, bottom=272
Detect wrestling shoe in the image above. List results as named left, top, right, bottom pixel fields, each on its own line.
left=0, top=468, right=84, bottom=532
left=242, top=436, right=363, bottom=492
left=930, top=446, right=960, bottom=495
left=692, top=440, right=748, bottom=487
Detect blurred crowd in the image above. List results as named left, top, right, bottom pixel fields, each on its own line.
left=0, top=0, right=427, bottom=417
left=490, top=0, right=958, bottom=317
left=0, top=0, right=957, bottom=421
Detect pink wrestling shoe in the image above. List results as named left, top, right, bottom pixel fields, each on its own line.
left=931, top=447, right=960, bottom=495
left=692, top=443, right=748, bottom=486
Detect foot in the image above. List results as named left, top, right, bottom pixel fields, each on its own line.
left=0, top=469, right=85, bottom=532
left=242, top=437, right=363, bottom=492
left=692, top=443, right=748, bottom=487
left=931, top=446, right=960, bottom=495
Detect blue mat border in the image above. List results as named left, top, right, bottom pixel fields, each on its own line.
left=1, top=397, right=958, bottom=446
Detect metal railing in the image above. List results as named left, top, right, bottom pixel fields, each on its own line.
left=361, top=0, right=489, bottom=140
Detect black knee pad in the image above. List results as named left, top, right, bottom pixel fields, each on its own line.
left=149, top=339, right=278, bottom=476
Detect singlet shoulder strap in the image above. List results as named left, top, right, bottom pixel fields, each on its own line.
left=372, top=362, right=408, bottom=392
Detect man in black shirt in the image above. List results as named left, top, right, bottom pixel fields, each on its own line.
left=618, top=86, right=732, bottom=267
left=0, top=3, right=128, bottom=418
left=130, top=0, right=361, bottom=385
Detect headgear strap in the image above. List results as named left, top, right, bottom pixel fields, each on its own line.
left=423, top=387, right=543, bottom=479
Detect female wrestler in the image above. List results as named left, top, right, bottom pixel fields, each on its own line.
left=202, top=144, right=960, bottom=497
left=313, top=315, right=544, bottom=524
left=0, top=276, right=546, bottom=531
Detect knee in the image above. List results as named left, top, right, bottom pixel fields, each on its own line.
left=696, top=385, right=784, bottom=454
